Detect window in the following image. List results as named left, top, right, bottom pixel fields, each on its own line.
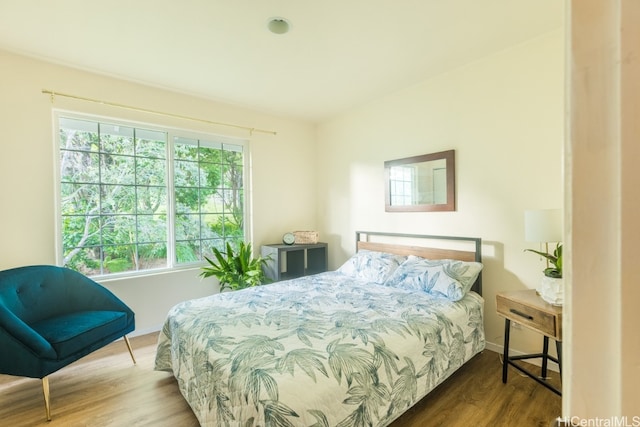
left=57, top=115, right=247, bottom=277
left=173, top=136, right=245, bottom=263
left=388, top=165, right=415, bottom=205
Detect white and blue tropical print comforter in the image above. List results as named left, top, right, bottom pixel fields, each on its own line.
left=154, top=271, right=485, bottom=427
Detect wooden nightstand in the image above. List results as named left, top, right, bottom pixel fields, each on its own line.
left=496, top=289, right=562, bottom=395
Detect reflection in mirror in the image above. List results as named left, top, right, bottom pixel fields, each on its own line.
left=385, top=150, right=455, bottom=212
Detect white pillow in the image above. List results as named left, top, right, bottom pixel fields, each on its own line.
left=336, top=250, right=407, bottom=284
left=384, top=255, right=483, bottom=301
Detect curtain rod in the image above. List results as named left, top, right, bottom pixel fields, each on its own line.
left=41, top=89, right=277, bottom=136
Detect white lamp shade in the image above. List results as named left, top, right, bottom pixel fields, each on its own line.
left=524, top=209, right=562, bottom=243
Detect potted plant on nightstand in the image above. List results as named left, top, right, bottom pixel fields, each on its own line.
left=525, top=243, right=563, bottom=306
left=200, top=241, right=270, bottom=292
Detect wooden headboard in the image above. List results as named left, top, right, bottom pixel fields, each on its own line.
left=355, top=231, right=483, bottom=295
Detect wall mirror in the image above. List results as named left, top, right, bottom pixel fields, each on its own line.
left=385, top=149, right=455, bottom=212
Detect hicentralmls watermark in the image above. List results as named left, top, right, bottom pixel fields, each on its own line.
left=556, top=416, right=640, bottom=427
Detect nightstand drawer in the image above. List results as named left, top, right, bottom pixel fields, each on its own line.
left=497, top=293, right=558, bottom=338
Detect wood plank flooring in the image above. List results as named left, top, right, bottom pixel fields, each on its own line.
left=0, top=333, right=561, bottom=426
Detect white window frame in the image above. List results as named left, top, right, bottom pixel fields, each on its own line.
left=53, top=110, right=250, bottom=279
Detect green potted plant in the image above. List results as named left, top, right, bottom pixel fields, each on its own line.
left=525, top=243, right=563, bottom=305
left=525, top=243, right=562, bottom=278
left=200, top=241, right=270, bottom=292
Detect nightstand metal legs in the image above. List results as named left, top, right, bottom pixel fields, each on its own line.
left=501, top=318, right=562, bottom=396
left=556, top=341, right=562, bottom=376
left=502, top=318, right=511, bottom=383
left=541, top=336, right=550, bottom=378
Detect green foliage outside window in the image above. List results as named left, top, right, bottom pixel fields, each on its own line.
left=58, top=117, right=245, bottom=276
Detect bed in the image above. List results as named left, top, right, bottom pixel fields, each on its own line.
left=155, top=231, right=485, bottom=426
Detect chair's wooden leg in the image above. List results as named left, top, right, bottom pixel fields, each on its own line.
left=123, top=335, right=136, bottom=365
left=42, top=376, right=51, bottom=421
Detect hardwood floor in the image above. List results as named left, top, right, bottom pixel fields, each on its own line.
left=0, top=333, right=561, bottom=426
left=391, top=348, right=562, bottom=427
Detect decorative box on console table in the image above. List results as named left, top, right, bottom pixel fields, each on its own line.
left=292, top=231, right=319, bottom=244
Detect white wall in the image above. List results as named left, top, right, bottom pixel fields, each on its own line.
left=0, top=50, right=318, bottom=333
left=317, top=30, right=565, bottom=357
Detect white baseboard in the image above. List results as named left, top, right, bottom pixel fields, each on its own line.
left=484, top=340, right=560, bottom=373
left=130, top=325, right=163, bottom=337
left=115, top=325, right=162, bottom=340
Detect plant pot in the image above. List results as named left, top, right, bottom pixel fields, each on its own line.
left=537, top=276, right=563, bottom=306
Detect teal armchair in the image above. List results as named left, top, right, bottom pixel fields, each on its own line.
left=0, top=265, right=135, bottom=420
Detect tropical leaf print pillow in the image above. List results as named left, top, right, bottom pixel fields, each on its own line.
left=336, top=250, right=407, bottom=284
left=384, top=255, right=483, bottom=301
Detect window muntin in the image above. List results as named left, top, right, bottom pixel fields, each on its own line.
left=57, top=115, right=246, bottom=277
left=173, top=136, right=244, bottom=263
left=389, top=165, right=415, bottom=206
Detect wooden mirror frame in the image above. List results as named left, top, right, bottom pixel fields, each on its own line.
left=384, top=149, right=455, bottom=212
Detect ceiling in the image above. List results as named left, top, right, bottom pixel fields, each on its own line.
left=0, top=1, right=563, bottom=122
